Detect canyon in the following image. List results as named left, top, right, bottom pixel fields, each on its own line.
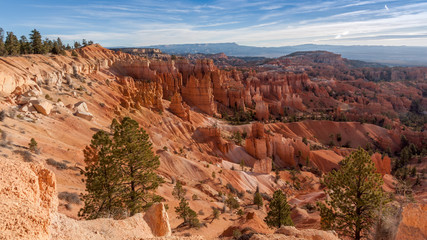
left=0, top=44, right=425, bottom=239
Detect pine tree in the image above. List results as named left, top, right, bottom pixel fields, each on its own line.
left=175, top=197, right=200, bottom=228
left=19, top=35, right=31, bottom=54
left=253, top=192, right=263, bottom=209
left=28, top=138, right=38, bottom=152
left=74, top=41, right=81, bottom=49
left=79, top=130, right=123, bottom=219
left=0, top=28, right=6, bottom=56
left=5, top=32, right=20, bottom=55
left=225, top=194, right=240, bottom=212
left=42, top=38, right=53, bottom=54
left=264, top=190, right=293, bottom=228
left=79, top=117, right=163, bottom=219
left=173, top=180, right=200, bottom=228
left=51, top=40, right=61, bottom=55
left=172, top=180, right=186, bottom=200
left=316, top=148, right=387, bottom=240
left=111, top=117, right=164, bottom=215
left=30, top=29, right=43, bottom=54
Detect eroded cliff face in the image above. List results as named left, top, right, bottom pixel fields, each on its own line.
left=0, top=155, right=172, bottom=240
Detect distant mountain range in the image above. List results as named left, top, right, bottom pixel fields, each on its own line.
left=145, top=43, right=427, bottom=66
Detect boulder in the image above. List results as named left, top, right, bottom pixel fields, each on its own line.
left=16, top=96, right=37, bottom=105
left=143, top=203, right=171, bottom=237
left=32, top=100, right=53, bottom=115
left=74, top=101, right=93, bottom=120
left=74, top=111, right=93, bottom=121
left=74, top=101, right=89, bottom=112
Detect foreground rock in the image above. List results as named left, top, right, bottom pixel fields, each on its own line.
left=143, top=203, right=171, bottom=237
left=0, top=156, right=171, bottom=240
left=32, top=99, right=53, bottom=116
left=0, top=158, right=57, bottom=240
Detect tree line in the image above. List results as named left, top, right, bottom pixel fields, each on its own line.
left=0, top=28, right=94, bottom=56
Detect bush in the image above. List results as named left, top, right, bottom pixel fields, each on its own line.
left=0, top=110, right=5, bottom=121
left=192, top=194, right=199, bottom=200
left=13, top=150, right=33, bottom=162
left=58, top=191, right=81, bottom=204
left=1, top=130, right=7, bottom=142
left=28, top=138, right=38, bottom=153
left=226, top=183, right=238, bottom=195
left=212, top=207, right=220, bottom=220
left=225, top=195, right=240, bottom=212
left=233, top=229, right=242, bottom=239
left=237, top=208, right=245, bottom=216
left=46, top=158, right=68, bottom=170
left=302, top=203, right=316, bottom=213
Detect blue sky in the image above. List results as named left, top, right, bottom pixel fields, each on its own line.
left=1, top=0, right=427, bottom=47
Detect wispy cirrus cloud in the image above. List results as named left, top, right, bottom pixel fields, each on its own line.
left=2, top=0, right=427, bottom=47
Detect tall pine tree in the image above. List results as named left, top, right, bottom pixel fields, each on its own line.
left=30, top=29, right=43, bottom=54
left=80, top=117, right=163, bottom=219
left=0, top=28, right=6, bottom=56
left=5, top=32, right=20, bottom=55
left=317, top=148, right=387, bottom=240
left=264, top=190, right=293, bottom=228
left=79, top=130, right=123, bottom=219
left=19, top=35, right=31, bottom=54
left=111, top=117, right=164, bottom=216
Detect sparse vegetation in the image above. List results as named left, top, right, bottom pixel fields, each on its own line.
left=13, top=150, right=33, bottom=162
left=225, top=194, right=240, bottom=212
left=58, top=191, right=81, bottom=204
left=46, top=158, right=68, bottom=170
left=253, top=191, right=263, bottom=209
left=28, top=138, right=38, bottom=153
left=0, top=110, right=5, bottom=121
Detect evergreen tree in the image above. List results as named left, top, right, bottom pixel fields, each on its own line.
left=317, top=148, right=387, bottom=240
left=79, top=117, right=163, bottom=219
left=111, top=117, right=164, bottom=215
left=0, top=28, right=6, bottom=56
left=225, top=194, right=240, bottom=212
left=172, top=180, right=186, bottom=199
left=28, top=138, right=38, bottom=152
left=82, top=39, right=88, bottom=47
left=19, top=35, right=31, bottom=54
left=51, top=40, right=61, bottom=55
left=173, top=180, right=200, bottom=228
left=42, top=38, right=53, bottom=54
left=264, top=190, right=293, bottom=228
left=5, top=32, right=20, bottom=55
left=79, top=131, right=123, bottom=219
left=30, top=29, right=43, bottom=54
left=175, top=197, right=200, bottom=228
left=253, top=192, right=263, bottom=209
left=74, top=41, right=81, bottom=49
